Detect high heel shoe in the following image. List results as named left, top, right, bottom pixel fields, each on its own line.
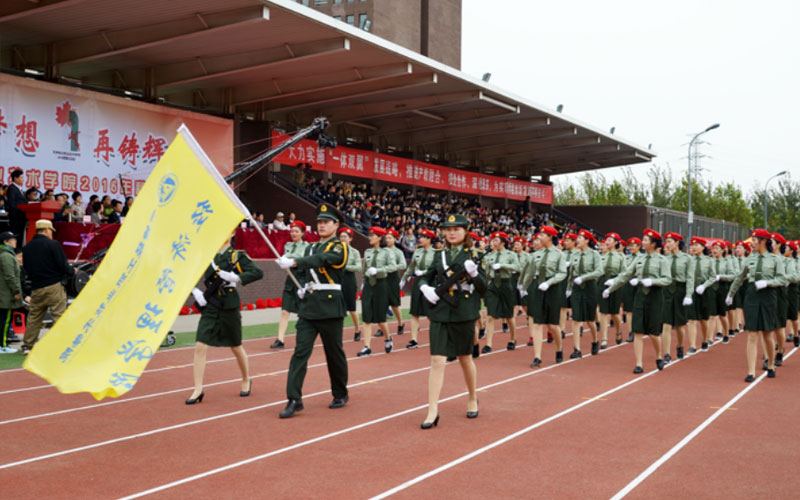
left=467, top=399, right=479, bottom=419
left=185, top=391, right=204, bottom=405
left=420, top=414, right=439, bottom=429
left=240, top=380, right=252, bottom=397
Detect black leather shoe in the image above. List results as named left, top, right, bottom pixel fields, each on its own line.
left=478, top=328, right=486, bottom=339
left=472, top=344, right=480, bottom=358
left=481, top=345, right=492, bottom=354
left=530, top=357, right=542, bottom=368
left=329, top=395, right=349, bottom=409
left=716, top=332, right=723, bottom=339
left=795, top=335, right=800, bottom=348
left=561, top=330, right=566, bottom=339
left=722, top=336, right=729, bottom=344
left=421, top=414, right=439, bottom=429
left=270, top=339, right=284, bottom=349
left=626, top=333, right=634, bottom=343
left=354, top=331, right=361, bottom=342
left=373, top=330, right=384, bottom=337
left=569, top=349, right=582, bottom=359
left=397, top=324, right=405, bottom=335
left=676, top=347, right=684, bottom=359
left=775, top=352, right=783, bottom=366
left=507, top=341, right=516, bottom=351
left=744, top=374, right=755, bottom=383
left=762, top=359, right=768, bottom=371
left=701, top=342, right=708, bottom=351
left=615, top=333, right=622, bottom=345
left=385, top=338, right=393, bottom=354
left=547, top=332, right=554, bottom=343
left=633, top=366, right=643, bottom=374
left=502, top=323, right=509, bottom=332
left=185, top=391, right=204, bottom=405
left=591, top=342, right=599, bottom=355
left=664, top=353, right=671, bottom=364
left=406, top=339, right=419, bottom=349
left=357, top=347, right=371, bottom=357
left=600, top=341, right=607, bottom=350
left=767, top=369, right=776, bottom=378
left=240, top=381, right=252, bottom=397
left=279, top=399, right=304, bottom=418
left=656, top=359, right=664, bottom=371
left=688, top=347, right=697, bottom=354
left=555, top=350, right=563, bottom=363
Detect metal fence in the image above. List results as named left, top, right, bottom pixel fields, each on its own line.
left=646, top=206, right=748, bottom=241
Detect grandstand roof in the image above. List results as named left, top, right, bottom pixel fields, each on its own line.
left=0, top=0, right=655, bottom=179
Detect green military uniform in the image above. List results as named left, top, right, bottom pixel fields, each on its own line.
left=280, top=239, right=309, bottom=313
left=728, top=250, right=786, bottom=332
left=785, top=254, right=798, bottom=324
left=621, top=252, right=639, bottom=313
left=385, top=245, right=406, bottom=307
left=687, top=254, right=715, bottom=321
left=523, top=245, right=567, bottom=325
left=566, top=247, right=602, bottom=322
left=285, top=204, right=349, bottom=405
left=361, top=246, right=391, bottom=323
left=710, top=254, right=735, bottom=317
left=419, top=215, right=487, bottom=357
left=196, top=246, right=263, bottom=347
left=342, top=241, right=361, bottom=312
left=723, top=253, right=740, bottom=312
left=608, top=250, right=672, bottom=335
left=402, top=245, right=435, bottom=317
left=599, top=250, right=626, bottom=314
left=520, top=248, right=544, bottom=319
left=662, top=251, right=694, bottom=327
left=560, top=248, right=575, bottom=310
left=734, top=254, right=747, bottom=308
left=483, top=248, right=520, bottom=318
left=513, top=250, right=529, bottom=306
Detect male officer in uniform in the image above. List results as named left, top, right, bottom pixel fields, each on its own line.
left=276, top=203, right=349, bottom=418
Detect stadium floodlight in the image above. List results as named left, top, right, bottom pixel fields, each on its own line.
left=687, top=123, right=720, bottom=240
left=764, top=170, right=788, bottom=230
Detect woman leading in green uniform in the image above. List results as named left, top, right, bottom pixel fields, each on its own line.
left=481, top=231, right=521, bottom=353
left=400, top=228, right=436, bottom=350
left=565, top=230, right=603, bottom=357
left=418, top=214, right=487, bottom=428
left=359, top=226, right=392, bottom=356
left=337, top=227, right=362, bottom=342
left=272, top=221, right=309, bottom=349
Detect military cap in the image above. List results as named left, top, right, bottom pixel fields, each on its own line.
left=468, top=231, right=481, bottom=241
left=788, top=241, right=798, bottom=251
left=442, top=213, right=469, bottom=228
left=643, top=228, right=661, bottom=240
left=711, top=239, right=725, bottom=247
left=690, top=236, right=706, bottom=246
left=751, top=228, right=771, bottom=239
left=369, top=226, right=387, bottom=236
left=605, top=232, right=622, bottom=242
left=490, top=231, right=509, bottom=242
left=386, top=228, right=400, bottom=238
left=290, top=220, right=307, bottom=231
left=337, top=227, right=354, bottom=237
left=578, top=229, right=595, bottom=242
left=540, top=225, right=558, bottom=237
left=563, top=233, right=578, bottom=240
left=627, top=237, right=642, bottom=246
left=316, top=202, right=342, bottom=222
left=664, top=232, right=682, bottom=241
left=772, top=233, right=787, bottom=245
left=513, top=236, right=525, bottom=244
left=420, top=228, right=436, bottom=239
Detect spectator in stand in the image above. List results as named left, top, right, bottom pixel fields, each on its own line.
left=107, top=200, right=124, bottom=224
left=121, top=196, right=134, bottom=217
left=6, top=170, right=26, bottom=247
left=53, top=193, right=72, bottom=223
left=70, top=192, right=85, bottom=221
left=287, top=212, right=297, bottom=225
left=90, top=201, right=105, bottom=224
left=101, top=195, right=113, bottom=218
left=399, top=227, right=417, bottom=259
left=272, top=211, right=288, bottom=230
left=19, top=220, right=74, bottom=354
left=0, top=184, right=6, bottom=212
left=86, top=194, right=98, bottom=213
left=42, top=190, right=55, bottom=202
left=0, top=231, right=22, bottom=353
left=25, top=188, right=39, bottom=202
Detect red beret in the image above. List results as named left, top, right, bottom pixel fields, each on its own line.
left=290, top=221, right=306, bottom=231
left=743, top=241, right=751, bottom=251
left=751, top=228, right=771, bottom=239
left=540, top=226, right=559, bottom=237
left=490, top=231, right=509, bottom=241
left=513, top=236, right=525, bottom=243
left=772, top=233, right=787, bottom=245
left=420, top=228, right=436, bottom=239
left=710, top=239, right=725, bottom=247
left=337, top=227, right=354, bottom=237
left=664, top=232, right=682, bottom=241
left=627, top=237, right=642, bottom=246
left=788, top=241, right=798, bottom=251
left=578, top=229, right=595, bottom=242
left=643, top=228, right=661, bottom=240
left=563, top=233, right=578, bottom=240
left=605, top=232, right=622, bottom=242
left=690, top=236, right=706, bottom=246
left=469, top=232, right=480, bottom=240
left=370, top=227, right=387, bottom=236
left=386, top=228, right=399, bottom=238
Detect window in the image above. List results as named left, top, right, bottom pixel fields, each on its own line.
left=333, top=15, right=341, bottom=20
left=313, top=0, right=328, bottom=5
left=334, top=0, right=342, bottom=3
left=359, top=13, right=367, bottom=28
left=347, top=0, right=354, bottom=3
left=346, top=14, right=354, bottom=25
left=300, top=0, right=309, bottom=5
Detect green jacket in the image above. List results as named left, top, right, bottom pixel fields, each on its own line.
left=710, top=256, right=735, bottom=290
left=282, top=240, right=309, bottom=291
left=687, top=255, right=715, bottom=290
left=483, top=249, right=521, bottom=284
left=609, top=251, right=672, bottom=294
left=567, top=248, right=603, bottom=292
left=519, top=248, right=544, bottom=290
left=202, top=247, right=263, bottom=310
left=385, top=246, right=407, bottom=275
left=294, top=237, right=348, bottom=320
left=520, top=247, right=566, bottom=290
left=419, top=246, right=487, bottom=323
left=344, top=243, right=361, bottom=273
left=600, top=251, right=627, bottom=284
left=363, top=247, right=391, bottom=285
left=0, top=244, right=22, bottom=309
left=402, top=246, right=435, bottom=282
left=785, top=256, right=798, bottom=284
left=729, top=251, right=787, bottom=297
left=664, top=252, right=695, bottom=299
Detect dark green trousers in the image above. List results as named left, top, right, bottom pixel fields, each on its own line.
left=286, top=317, right=348, bottom=401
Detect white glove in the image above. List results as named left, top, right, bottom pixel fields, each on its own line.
left=276, top=256, right=295, bottom=269
left=602, top=288, right=610, bottom=299
left=683, top=297, right=693, bottom=306
left=217, top=270, right=240, bottom=284
left=399, top=279, right=406, bottom=289
left=414, top=269, right=425, bottom=277
left=492, top=263, right=502, bottom=270
left=725, top=296, right=733, bottom=306
left=367, top=267, right=378, bottom=277
left=755, top=280, right=768, bottom=290
left=565, top=290, right=572, bottom=298
left=715, top=275, right=721, bottom=282
left=574, top=277, right=583, bottom=286
left=696, top=284, right=706, bottom=295
left=464, top=259, right=479, bottom=278
left=565, top=261, right=571, bottom=267
left=420, top=284, right=440, bottom=304
left=191, top=288, right=207, bottom=307
left=629, top=278, right=639, bottom=287
left=604, top=278, right=614, bottom=287
left=520, top=289, right=528, bottom=298
left=297, top=287, right=306, bottom=300
left=360, top=283, right=364, bottom=291
left=641, top=278, right=653, bottom=288
left=538, top=282, right=550, bottom=292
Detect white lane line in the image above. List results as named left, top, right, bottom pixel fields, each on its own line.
left=113, top=342, right=630, bottom=500
left=609, top=346, right=798, bottom=500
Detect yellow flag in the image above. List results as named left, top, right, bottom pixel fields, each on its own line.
left=23, top=125, right=249, bottom=400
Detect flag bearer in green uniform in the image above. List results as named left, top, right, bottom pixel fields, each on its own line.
left=604, top=229, right=672, bottom=373
left=359, top=226, right=392, bottom=356
left=275, top=203, right=350, bottom=418
left=726, top=229, right=787, bottom=382
left=566, top=229, right=603, bottom=358
left=418, top=214, right=487, bottom=429
left=383, top=228, right=407, bottom=336
left=598, top=233, right=626, bottom=348
left=271, top=220, right=310, bottom=349
left=481, top=231, right=521, bottom=353
left=186, top=232, right=264, bottom=405
left=558, top=233, right=578, bottom=342
left=401, top=228, right=436, bottom=350
left=337, top=227, right=362, bottom=342
left=661, top=232, right=694, bottom=362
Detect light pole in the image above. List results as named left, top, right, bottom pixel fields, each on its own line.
left=764, top=170, right=788, bottom=230
left=687, top=123, right=720, bottom=241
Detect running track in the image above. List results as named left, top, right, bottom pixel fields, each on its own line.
left=0, top=319, right=796, bottom=499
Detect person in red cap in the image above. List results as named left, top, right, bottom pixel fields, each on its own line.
left=511, top=236, right=530, bottom=335
left=558, top=233, right=579, bottom=343
left=337, top=227, right=362, bottom=342
left=519, top=233, right=546, bottom=363
left=687, top=236, right=714, bottom=352
left=604, top=229, right=672, bottom=373
left=783, top=240, right=799, bottom=348
left=598, top=233, right=627, bottom=348
left=733, top=240, right=751, bottom=332
left=769, top=233, right=791, bottom=366
left=709, top=240, right=734, bottom=344
left=661, top=232, right=694, bottom=362
left=382, top=228, right=407, bottom=337
left=621, top=237, right=643, bottom=342
left=359, top=226, right=392, bottom=356
left=470, top=233, right=489, bottom=347
left=565, top=230, right=603, bottom=357
left=481, top=231, right=521, bottom=353
left=726, top=229, right=786, bottom=381
left=721, top=241, right=741, bottom=341
left=400, top=228, right=437, bottom=349
left=271, top=220, right=310, bottom=349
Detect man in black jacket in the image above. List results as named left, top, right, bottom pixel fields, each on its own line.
left=6, top=170, right=27, bottom=248
left=20, top=219, right=74, bottom=354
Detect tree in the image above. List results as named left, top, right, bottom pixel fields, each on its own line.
left=750, top=178, right=800, bottom=239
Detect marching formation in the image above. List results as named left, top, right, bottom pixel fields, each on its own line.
left=189, top=202, right=800, bottom=428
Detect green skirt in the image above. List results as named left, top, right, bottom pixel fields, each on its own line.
left=386, top=271, right=401, bottom=307
left=688, top=290, right=712, bottom=321
left=599, top=287, right=622, bottom=315
left=734, top=284, right=745, bottom=308
left=196, top=306, right=242, bottom=347
left=570, top=280, right=597, bottom=322
left=526, top=280, right=542, bottom=321
left=486, top=278, right=515, bottom=318
left=788, top=284, right=799, bottom=322
left=621, top=282, right=636, bottom=313
left=409, top=277, right=428, bottom=317
left=362, top=278, right=389, bottom=324
left=714, top=282, right=731, bottom=313
left=743, top=283, right=778, bottom=332
left=776, top=286, right=788, bottom=324
left=632, top=286, right=664, bottom=336
left=512, top=273, right=524, bottom=306
left=429, top=320, right=474, bottom=357
left=662, top=282, right=688, bottom=327
left=281, top=275, right=300, bottom=313
left=342, top=271, right=357, bottom=312
left=532, top=279, right=562, bottom=325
